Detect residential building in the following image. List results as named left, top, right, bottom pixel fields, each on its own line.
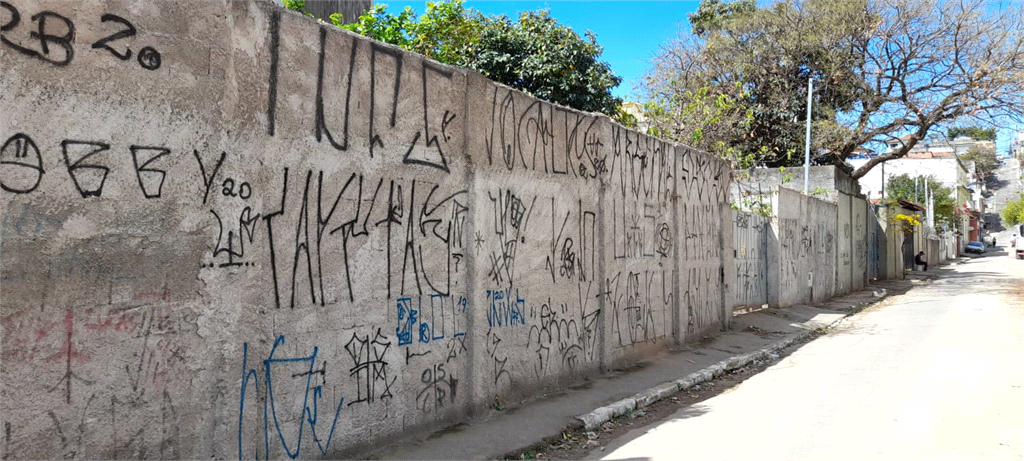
left=847, top=135, right=994, bottom=247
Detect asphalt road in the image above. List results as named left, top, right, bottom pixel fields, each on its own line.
left=590, top=251, right=1024, bottom=460
left=987, top=158, right=1023, bottom=233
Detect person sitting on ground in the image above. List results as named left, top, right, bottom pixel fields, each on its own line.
left=915, top=251, right=928, bottom=271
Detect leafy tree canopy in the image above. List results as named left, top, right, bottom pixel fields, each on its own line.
left=885, top=173, right=955, bottom=226
left=947, top=126, right=996, bottom=141
left=289, top=0, right=623, bottom=116
left=1002, top=192, right=1024, bottom=227
left=960, top=144, right=999, bottom=180
left=643, top=0, right=1024, bottom=177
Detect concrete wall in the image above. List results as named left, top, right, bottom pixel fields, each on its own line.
left=836, top=195, right=869, bottom=292
left=851, top=197, right=869, bottom=290
left=302, top=0, right=372, bottom=24
left=732, top=165, right=862, bottom=204
left=866, top=206, right=885, bottom=281
left=940, top=234, right=957, bottom=261
left=0, top=1, right=733, bottom=458
left=771, top=188, right=838, bottom=307
left=878, top=208, right=906, bottom=279
left=837, top=193, right=853, bottom=292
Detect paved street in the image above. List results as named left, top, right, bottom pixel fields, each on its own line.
left=592, top=252, right=1024, bottom=460
left=987, top=158, right=1024, bottom=236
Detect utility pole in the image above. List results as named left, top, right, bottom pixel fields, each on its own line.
left=925, top=177, right=933, bottom=228
left=880, top=162, right=885, bottom=198
left=803, top=76, right=813, bottom=195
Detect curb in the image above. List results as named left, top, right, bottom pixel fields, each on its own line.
left=572, top=314, right=852, bottom=431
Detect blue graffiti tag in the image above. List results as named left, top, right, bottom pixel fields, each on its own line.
left=238, top=336, right=345, bottom=460
left=396, top=295, right=467, bottom=346
left=486, top=288, right=525, bottom=327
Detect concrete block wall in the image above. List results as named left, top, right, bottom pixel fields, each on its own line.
left=0, top=1, right=733, bottom=458
left=837, top=193, right=854, bottom=292
left=851, top=196, right=869, bottom=290
left=770, top=187, right=838, bottom=307
left=836, top=195, right=870, bottom=293
left=731, top=165, right=862, bottom=205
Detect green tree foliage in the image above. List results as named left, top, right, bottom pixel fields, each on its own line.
left=642, top=83, right=758, bottom=167
left=960, top=144, right=999, bottom=180
left=885, top=173, right=955, bottom=226
left=470, top=10, right=622, bottom=116
left=283, top=0, right=313, bottom=17
left=335, top=2, right=485, bottom=65
left=643, top=0, right=1024, bottom=175
left=1001, top=193, right=1024, bottom=226
left=947, top=126, right=996, bottom=141
left=322, top=1, right=622, bottom=116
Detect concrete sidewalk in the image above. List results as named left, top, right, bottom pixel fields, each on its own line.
left=355, top=275, right=934, bottom=460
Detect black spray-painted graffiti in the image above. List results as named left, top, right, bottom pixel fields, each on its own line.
left=680, top=203, right=721, bottom=262
left=262, top=168, right=468, bottom=308
left=1, top=2, right=160, bottom=69
left=611, top=198, right=672, bottom=261
left=194, top=150, right=262, bottom=268
left=415, top=362, right=457, bottom=413
left=484, top=328, right=511, bottom=386
left=525, top=284, right=600, bottom=377
left=543, top=198, right=597, bottom=283
left=678, top=148, right=728, bottom=205
left=604, top=270, right=671, bottom=346
left=0, top=133, right=43, bottom=193
left=266, top=24, right=459, bottom=173
left=607, top=127, right=677, bottom=264
left=609, top=126, right=674, bottom=203
left=0, top=133, right=171, bottom=198
left=684, top=266, right=722, bottom=334
left=344, top=328, right=396, bottom=406
left=485, top=87, right=606, bottom=179
left=486, top=190, right=535, bottom=287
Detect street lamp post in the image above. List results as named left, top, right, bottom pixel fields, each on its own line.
left=803, top=77, right=813, bottom=195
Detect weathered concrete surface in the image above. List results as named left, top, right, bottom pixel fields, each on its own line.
left=730, top=165, right=863, bottom=205
left=731, top=166, right=879, bottom=308
left=772, top=188, right=838, bottom=307
left=838, top=193, right=854, bottom=292
left=1, top=1, right=734, bottom=458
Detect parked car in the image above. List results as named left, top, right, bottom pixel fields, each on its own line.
left=965, top=241, right=986, bottom=254
left=1016, top=236, right=1024, bottom=260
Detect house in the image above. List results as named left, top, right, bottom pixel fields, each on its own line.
left=847, top=135, right=993, bottom=250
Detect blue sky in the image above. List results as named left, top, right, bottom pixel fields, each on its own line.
left=383, top=1, right=702, bottom=100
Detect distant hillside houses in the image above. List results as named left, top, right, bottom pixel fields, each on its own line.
left=887, top=134, right=995, bottom=159
left=1013, top=129, right=1024, bottom=161
left=847, top=134, right=991, bottom=244
left=848, top=135, right=993, bottom=199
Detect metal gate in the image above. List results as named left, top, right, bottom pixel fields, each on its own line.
left=902, top=229, right=915, bottom=272
left=731, top=210, right=769, bottom=311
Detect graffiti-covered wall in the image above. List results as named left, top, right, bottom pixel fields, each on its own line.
left=0, top=1, right=732, bottom=458
left=772, top=188, right=838, bottom=307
